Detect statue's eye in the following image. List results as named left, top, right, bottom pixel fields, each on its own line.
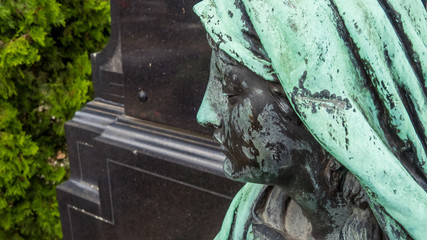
left=223, top=73, right=244, bottom=94
left=223, top=93, right=237, bottom=99
left=222, top=76, right=245, bottom=107
left=223, top=90, right=239, bottom=106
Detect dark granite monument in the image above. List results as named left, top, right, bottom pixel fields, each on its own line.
left=193, top=0, right=427, bottom=239
left=56, top=0, right=243, bottom=239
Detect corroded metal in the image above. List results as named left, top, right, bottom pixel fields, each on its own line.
left=195, top=0, right=427, bottom=239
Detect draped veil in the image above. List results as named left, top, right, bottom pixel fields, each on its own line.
left=194, top=0, right=427, bottom=239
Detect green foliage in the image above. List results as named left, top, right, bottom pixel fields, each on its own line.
left=0, top=0, right=110, bottom=239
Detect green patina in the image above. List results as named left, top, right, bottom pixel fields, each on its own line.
left=213, top=183, right=265, bottom=240
left=195, top=0, right=427, bottom=239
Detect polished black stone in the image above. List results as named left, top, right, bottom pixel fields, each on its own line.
left=57, top=102, right=242, bottom=239
left=57, top=0, right=243, bottom=239
left=92, top=0, right=211, bottom=134
left=120, top=0, right=211, bottom=134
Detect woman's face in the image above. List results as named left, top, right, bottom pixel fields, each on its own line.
left=197, top=50, right=317, bottom=184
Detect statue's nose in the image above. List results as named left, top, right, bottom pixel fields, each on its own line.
left=197, top=95, right=222, bottom=128
left=197, top=50, right=225, bottom=129
left=197, top=71, right=224, bottom=128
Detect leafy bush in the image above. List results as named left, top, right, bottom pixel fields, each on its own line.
left=0, top=0, right=110, bottom=239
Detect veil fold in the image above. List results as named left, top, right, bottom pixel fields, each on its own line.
left=194, top=0, right=427, bottom=239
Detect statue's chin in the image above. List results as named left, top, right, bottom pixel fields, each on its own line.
left=222, top=157, right=235, bottom=179
left=222, top=157, right=264, bottom=183
left=223, top=157, right=247, bottom=181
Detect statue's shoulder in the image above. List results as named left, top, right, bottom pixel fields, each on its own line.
left=215, top=184, right=291, bottom=240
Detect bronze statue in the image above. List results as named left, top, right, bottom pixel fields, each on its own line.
left=194, top=0, right=427, bottom=239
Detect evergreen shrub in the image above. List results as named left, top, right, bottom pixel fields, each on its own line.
left=0, top=0, right=110, bottom=239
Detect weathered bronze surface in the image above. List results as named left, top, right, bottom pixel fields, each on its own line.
left=195, top=0, right=427, bottom=239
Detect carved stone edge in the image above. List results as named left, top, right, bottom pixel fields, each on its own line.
left=56, top=100, right=227, bottom=239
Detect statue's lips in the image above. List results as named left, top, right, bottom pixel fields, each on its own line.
left=213, top=129, right=224, bottom=144
left=212, top=129, right=232, bottom=162
left=213, top=131, right=242, bottom=166
left=217, top=141, right=234, bottom=164
left=219, top=143, right=232, bottom=159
